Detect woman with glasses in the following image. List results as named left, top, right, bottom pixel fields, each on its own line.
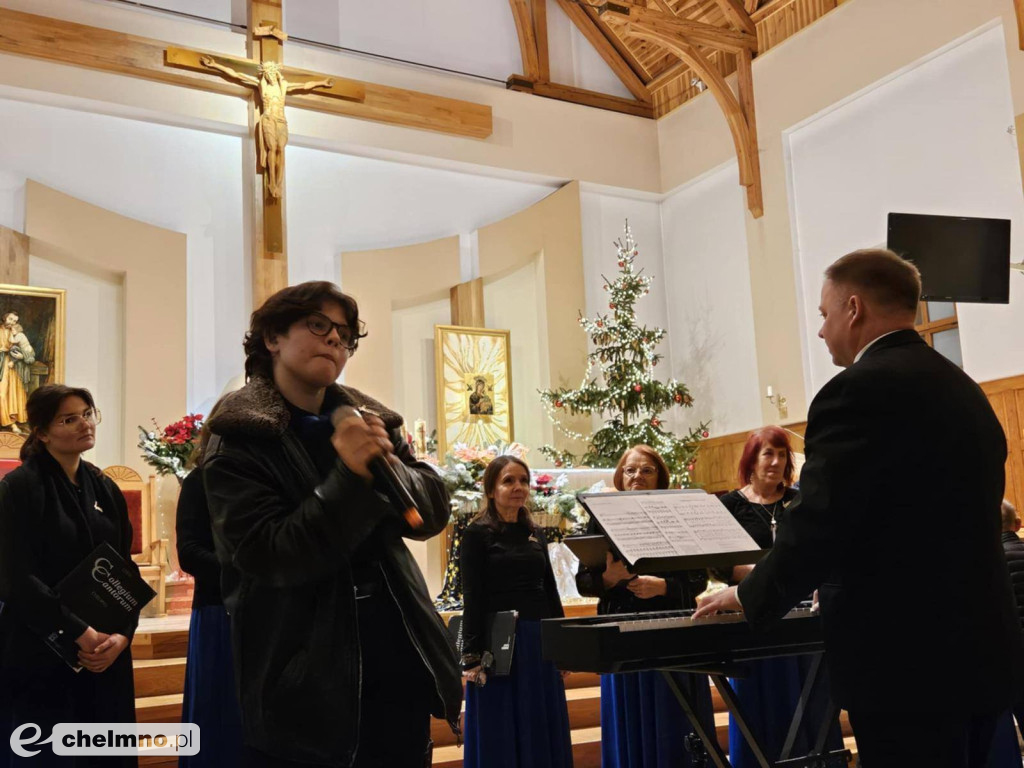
left=202, top=281, right=461, bottom=768
left=575, top=444, right=714, bottom=768
left=0, top=384, right=140, bottom=767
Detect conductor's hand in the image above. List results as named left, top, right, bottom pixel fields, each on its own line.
left=78, top=633, right=128, bottom=673
left=602, top=550, right=632, bottom=588
left=692, top=585, right=742, bottom=619
left=331, top=412, right=393, bottom=482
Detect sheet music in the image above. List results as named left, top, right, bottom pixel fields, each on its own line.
left=580, top=490, right=760, bottom=567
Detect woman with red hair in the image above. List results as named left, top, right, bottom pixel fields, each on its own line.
left=718, top=427, right=841, bottom=767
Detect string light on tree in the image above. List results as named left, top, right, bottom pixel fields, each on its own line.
left=538, top=220, right=708, bottom=487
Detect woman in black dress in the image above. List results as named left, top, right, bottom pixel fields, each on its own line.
left=575, top=444, right=714, bottom=768
left=0, top=384, right=139, bottom=767
left=461, top=455, right=573, bottom=768
left=717, top=426, right=840, bottom=768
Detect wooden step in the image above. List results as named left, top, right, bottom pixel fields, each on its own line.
left=136, top=693, right=182, bottom=724
left=132, top=629, right=189, bottom=660
left=134, top=658, right=187, bottom=698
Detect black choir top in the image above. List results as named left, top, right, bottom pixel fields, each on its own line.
left=718, top=486, right=800, bottom=551
left=175, top=468, right=222, bottom=608
left=460, top=517, right=564, bottom=660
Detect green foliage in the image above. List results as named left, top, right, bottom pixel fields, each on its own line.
left=538, top=221, right=707, bottom=487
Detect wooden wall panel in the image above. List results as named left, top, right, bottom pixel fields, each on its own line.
left=695, top=373, right=1024, bottom=510
left=981, top=374, right=1024, bottom=513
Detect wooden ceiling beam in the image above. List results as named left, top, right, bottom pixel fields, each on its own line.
left=532, top=0, right=551, bottom=82
left=599, top=3, right=757, bottom=53
left=509, top=0, right=542, bottom=81
left=507, top=75, right=654, bottom=117
left=647, top=59, right=689, bottom=92
left=0, top=7, right=492, bottom=138
left=553, top=0, right=651, bottom=102
left=624, top=24, right=762, bottom=216
left=1014, top=0, right=1024, bottom=50
left=712, top=0, right=757, bottom=36
left=745, top=0, right=759, bottom=12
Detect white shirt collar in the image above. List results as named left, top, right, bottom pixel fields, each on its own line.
left=853, top=330, right=903, bottom=364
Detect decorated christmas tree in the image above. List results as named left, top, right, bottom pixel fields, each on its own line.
left=539, top=221, right=707, bottom=487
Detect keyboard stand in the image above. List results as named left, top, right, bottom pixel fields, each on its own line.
left=659, top=655, right=852, bottom=768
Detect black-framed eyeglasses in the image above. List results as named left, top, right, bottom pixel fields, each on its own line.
left=55, top=409, right=102, bottom=429
left=306, top=313, right=361, bottom=351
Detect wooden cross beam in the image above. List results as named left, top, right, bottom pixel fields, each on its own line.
left=598, top=1, right=763, bottom=218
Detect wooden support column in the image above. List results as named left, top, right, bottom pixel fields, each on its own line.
left=1016, top=0, right=1024, bottom=51
left=248, top=0, right=287, bottom=308
left=0, top=227, right=29, bottom=285
left=450, top=279, right=485, bottom=327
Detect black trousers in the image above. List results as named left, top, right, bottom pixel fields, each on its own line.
left=241, top=585, right=434, bottom=768
left=847, top=709, right=1001, bottom=768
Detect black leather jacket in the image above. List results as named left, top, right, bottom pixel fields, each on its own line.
left=203, top=377, right=461, bottom=766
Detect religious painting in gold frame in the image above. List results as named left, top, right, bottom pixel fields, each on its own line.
left=0, top=284, right=66, bottom=433
left=434, top=325, right=514, bottom=457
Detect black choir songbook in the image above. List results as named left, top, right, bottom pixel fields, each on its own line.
left=448, top=610, right=518, bottom=676
left=47, top=542, right=155, bottom=671
left=568, top=489, right=765, bottom=574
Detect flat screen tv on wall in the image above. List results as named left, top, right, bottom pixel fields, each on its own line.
left=886, top=212, right=1010, bottom=304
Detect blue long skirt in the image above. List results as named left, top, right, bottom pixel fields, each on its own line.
left=986, top=710, right=1021, bottom=767
left=463, top=620, right=574, bottom=768
left=601, top=670, right=715, bottom=768
left=179, top=605, right=242, bottom=768
left=728, top=656, right=843, bottom=768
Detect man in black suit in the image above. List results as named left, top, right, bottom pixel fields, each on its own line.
left=694, top=249, right=1022, bottom=767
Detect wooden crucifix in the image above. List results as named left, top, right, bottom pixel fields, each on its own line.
left=0, top=3, right=493, bottom=306
left=165, top=1, right=369, bottom=305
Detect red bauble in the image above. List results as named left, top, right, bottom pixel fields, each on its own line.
left=596, top=321, right=603, bottom=327
left=674, top=394, right=682, bottom=403
left=633, top=250, right=638, bottom=256
left=618, top=260, right=625, bottom=267
left=702, top=430, right=709, bottom=438
left=555, top=459, right=563, bottom=468
left=609, top=303, right=617, bottom=310
left=633, top=384, right=642, bottom=392
left=651, top=418, right=660, bottom=427
left=687, top=462, right=695, bottom=472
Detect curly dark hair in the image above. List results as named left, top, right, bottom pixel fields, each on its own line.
left=243, top=281, right=367, bottom=381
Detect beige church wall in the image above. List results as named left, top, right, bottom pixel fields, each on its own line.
left=0, top=0, right=661, bottom=193
left=340, top=237, right=460, bottom=596
left=24, top=181, right=187, bottom=477
left=477, top=181, right=589, bottom=462
left=656, top=0, right=1024, bottom=423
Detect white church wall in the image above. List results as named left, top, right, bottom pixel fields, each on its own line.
left=787, top=25, right=1024, bottom=398
left=0, top=96, right=246, bottom=418
left=660, top=164, right=763, bottom=438
left=286, top=144, right=558, bottom=287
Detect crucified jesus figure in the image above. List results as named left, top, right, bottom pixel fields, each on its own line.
left=201, top=56, right=334, bottom=198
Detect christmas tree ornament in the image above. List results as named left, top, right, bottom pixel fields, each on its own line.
left=634, top=384, right=643, bottom=392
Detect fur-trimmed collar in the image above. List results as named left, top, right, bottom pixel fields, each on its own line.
left=207, top=375, right=403, bottom=438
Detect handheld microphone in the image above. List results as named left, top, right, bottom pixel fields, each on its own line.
left=332, top=406, right=424, bottom=530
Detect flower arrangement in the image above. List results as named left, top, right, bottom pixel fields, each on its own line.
left=138, top=413, right=204, bottom=480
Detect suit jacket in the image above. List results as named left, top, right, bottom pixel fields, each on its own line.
left=738, top=329, right=1022, bottom=715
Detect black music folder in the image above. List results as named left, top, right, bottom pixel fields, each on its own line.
left=571, top=489, right=764, bottom=574
left=448, top=610, right=517, bottom=676
left=47, top=542, right=155, bottom=671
